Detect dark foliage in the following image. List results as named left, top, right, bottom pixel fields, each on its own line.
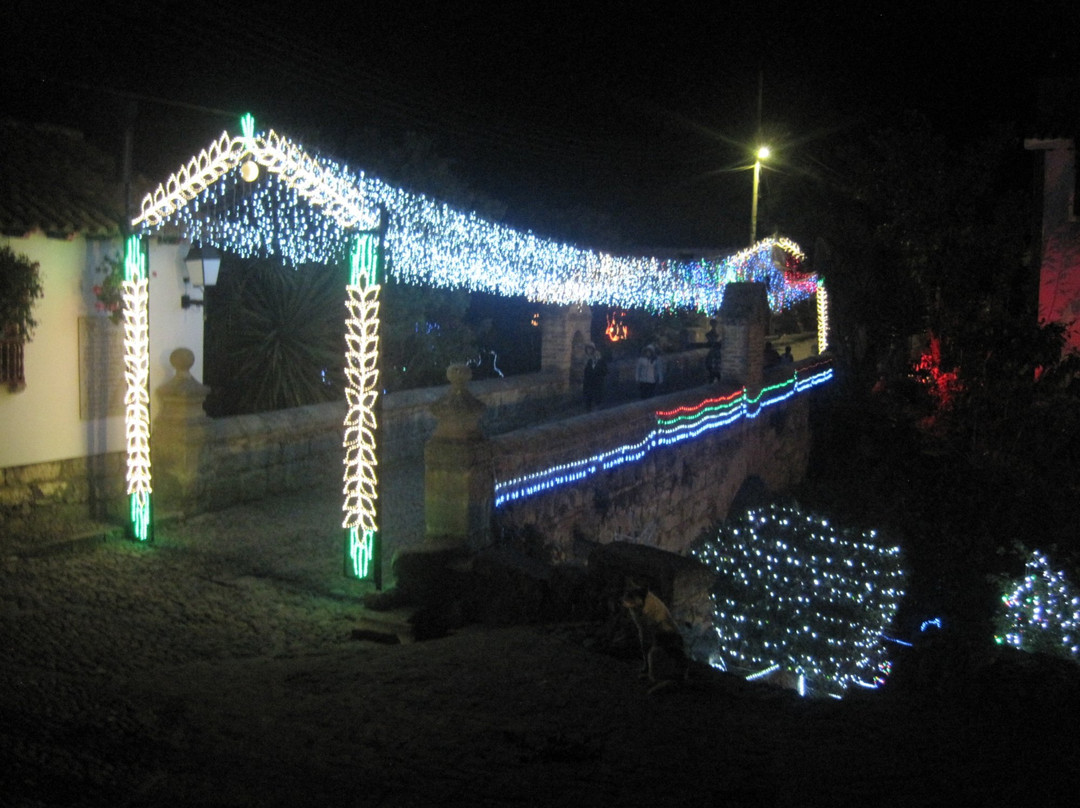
left=379, top=279, right=484, bottom=392
left=780, top=112, right=1033, bottom=393
left=782, top=112, right=1080, bottom=669
left=0, top=244, right=43, bottom=340
left=204, top=258, right=348, bottom=416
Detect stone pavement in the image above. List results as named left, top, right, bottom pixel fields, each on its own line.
left=3, top=462, right=1080, bottom=806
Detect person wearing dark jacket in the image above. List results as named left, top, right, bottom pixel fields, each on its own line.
left=582, top=342, right=608, bottom=411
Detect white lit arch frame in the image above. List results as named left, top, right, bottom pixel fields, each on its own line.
left=128, top=115, right=829, bottom=580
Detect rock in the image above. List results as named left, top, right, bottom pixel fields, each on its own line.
left=587, top=541, right=714, bottom=627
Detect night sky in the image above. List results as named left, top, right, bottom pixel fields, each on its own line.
left=4, top=1, right=1078, bottom=249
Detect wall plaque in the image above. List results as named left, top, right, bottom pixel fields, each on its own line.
left=79, top=316, right=125, bottom=419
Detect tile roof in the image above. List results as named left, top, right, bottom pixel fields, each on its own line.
left=0, top=120, right=125, bottom=239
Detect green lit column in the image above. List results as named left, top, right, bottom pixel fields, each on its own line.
left=816, top=278, right=829, bottom=354
left=342, top=217, right=386, bottom=587
left=121, top=234, right=153, bottom=541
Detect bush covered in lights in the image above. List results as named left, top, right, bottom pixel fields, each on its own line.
left=994, top=549, right=1080, bottom=664
left=691, top=503, right=907, bottom=697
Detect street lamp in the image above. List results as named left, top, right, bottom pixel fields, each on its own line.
left=750, top=145, right=770, bottom=245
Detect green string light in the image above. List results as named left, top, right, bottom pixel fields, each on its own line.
left=121, top=234, right=152, bottom=542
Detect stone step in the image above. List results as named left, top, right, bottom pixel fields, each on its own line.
left=351, top=607, right=416, bottom=644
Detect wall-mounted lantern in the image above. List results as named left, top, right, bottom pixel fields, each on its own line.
left=181, top=243, right=221, bottom=308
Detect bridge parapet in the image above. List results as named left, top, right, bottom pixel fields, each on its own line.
left=421, top=281, right=831, bottom=557
left=487, top=357, right=832, bottom=559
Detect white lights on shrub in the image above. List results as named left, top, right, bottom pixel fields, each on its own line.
left=995, top=550, right=1080, bottom=661
left=121, top=235, right=152, bottom=541
left=342, top=233, right=382, bottom=580
left=692, top=503, right=906, bottom=698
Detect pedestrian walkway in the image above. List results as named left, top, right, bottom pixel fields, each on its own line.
left=3, top=458, right=426, bottom=595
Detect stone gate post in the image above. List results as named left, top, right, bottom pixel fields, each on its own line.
left=151, top=347, right=210, bottom=511
left=540, top=304, right=592, bottom=387
left=424, top=363, right=491, bottom=549
left=719, top=282, right=769, bottom=393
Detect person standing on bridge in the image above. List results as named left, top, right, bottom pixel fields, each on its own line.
left=582, top=342, right=608, bottom=411
left=705, top=320, right=723, bottom=383
left=636, top=344, right=664, bottom=398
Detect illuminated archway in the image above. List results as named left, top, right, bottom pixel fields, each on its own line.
left=128, top=114, right=829, bottom=582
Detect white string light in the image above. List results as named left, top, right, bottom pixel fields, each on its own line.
left=692, top=503, right=906, bottom=698
left=816, top=278, right=830, bottom=354
left=134, top=118, right=825, bottom=314
left=121, top=235, right=152, bottom=541
left=342, top=234, right=382, bottom=579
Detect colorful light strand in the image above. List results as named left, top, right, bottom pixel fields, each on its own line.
left=121, top=234, right=152, bottom=541
left=494, top=360, right=833, bottom=507
left=691, top=503, right=906, bottom=698
left=131, top=116, right=834, bottom=560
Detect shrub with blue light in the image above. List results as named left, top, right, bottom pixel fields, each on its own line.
left=994, top=549, right=1080, bottom=663
left=691, top=503, right=907, bottom=697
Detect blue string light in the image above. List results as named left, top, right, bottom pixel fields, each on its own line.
left=495, top=361, right=833, bottom=507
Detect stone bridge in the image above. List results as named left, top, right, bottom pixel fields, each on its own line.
left=423, top=282, right=833, bottom=560
left=486, top=358, right=827, bottom=559
left=17, top=281, right=831, bottom=571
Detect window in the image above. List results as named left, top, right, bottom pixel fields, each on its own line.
left=1, top=328, right=25, bottom=391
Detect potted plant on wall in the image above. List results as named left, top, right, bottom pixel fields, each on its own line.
left=92, top=251, right=124, bottom=324
left=0, top=244, right=44, bottom=391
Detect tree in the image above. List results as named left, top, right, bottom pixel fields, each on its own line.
left=204, top=258, right=348, bottom=416
left=785, top=112, right=1032, bottom=393
left=379, top=279, right=483, bottom=392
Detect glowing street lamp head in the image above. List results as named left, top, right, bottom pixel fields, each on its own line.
left=757, top=145, right=771, bottom=161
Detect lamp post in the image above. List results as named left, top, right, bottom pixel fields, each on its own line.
left=750, top=145, right=770, bottom=245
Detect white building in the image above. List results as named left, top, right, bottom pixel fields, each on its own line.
left=0, top=121, right=202, bottom=520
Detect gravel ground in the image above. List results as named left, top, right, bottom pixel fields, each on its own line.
left=3, top=480, right=1079, bottom=807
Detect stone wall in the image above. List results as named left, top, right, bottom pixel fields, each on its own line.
left=491, top=372, right=813, bottom=560
left=0, top=366, right=577, bottom=528
left=0, top=452, right=127, bottom=525
left=1, top=301, right=589, bottom=539
left=3, top=288, right=820, bottom=554
left=383, top=369, right=572, bottom=466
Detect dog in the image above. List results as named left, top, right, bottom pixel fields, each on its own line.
left=621, top=579, right=689, bottom=693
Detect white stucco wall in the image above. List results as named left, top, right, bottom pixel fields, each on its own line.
left=0, top=235, right=205, bottom=469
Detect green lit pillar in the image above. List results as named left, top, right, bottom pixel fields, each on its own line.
left=342, top=216, right=386, bottom=587
left=121, top=234, right=153, bottom=541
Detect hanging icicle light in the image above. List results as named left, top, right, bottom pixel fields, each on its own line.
left=133, top=120, right=825, bottom=315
